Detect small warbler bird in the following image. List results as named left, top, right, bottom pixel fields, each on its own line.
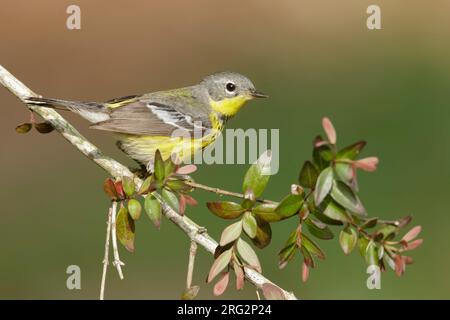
left=26, top=72, right=267, bottom=169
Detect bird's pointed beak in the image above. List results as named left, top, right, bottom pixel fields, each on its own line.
left=250, top=89, right=268, bottom=98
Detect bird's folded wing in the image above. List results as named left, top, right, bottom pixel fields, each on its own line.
left=90, top=101, right=211, bottom=136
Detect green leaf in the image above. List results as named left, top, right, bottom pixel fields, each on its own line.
left=275, top=194, right=303, bottom=218
left=242, top=150, right=272, bottom=197
left=153, top=149, right=165, bottom=182
left=144, top=194, right=162, bottom=229
left=339, top=226, right=357, bottom=255
left=313, top=140, right=333, bottom=170
left=336, top=141, right=366, bottom=160
left=330, top=181, right=366, bottom=216
left=138, top=175, right=153, bottom=195
left=334, top=162, right=354, bottom=185
left=219, top=221, right=243, bottom=246
left=181, top=286, right=200, bottom=300
left=207, top=249, right=232, bottom=283
left=34, top=122, right=54, bottom=134
left=360, top=218, right=378, bottom=229
left=207, top=201, right=245, bottom=219
left=305, top=218, right=334, bottom=240
left=236, top=238, right=261, bottom=272
left=161, top=188, right=179, bottom=212
left=251, top=217, right=272, bottom=249
left=242, top=212, right=257, bottom=238
left=116, top=206, right=135, bottom=252
left=127, top=199, right=142, bottom=220
left=301, top=233, right=325, bottom=260
left=365, top=241, right=378, bottom=266
left=299, top=161, right=319, bottom=189
left=377, top=225, right=398, bottom=240
left=103, top=178, right=118, bottom=200
left=312, top=206, right=343, bottom=225
left=252, top=203, right=281, bottom=222
left=15, top=122, right=32, bottom=134
left=278, top=243, right=296, bottom=269
left=122, top=176, right=135, bottom=197
left=164, top=157, right=176, bottom=177
left=321, top=200, right=351, bottom=223
left=358, top=236, right=369, bottom=257
left=314, top=167, right=333, bottom=205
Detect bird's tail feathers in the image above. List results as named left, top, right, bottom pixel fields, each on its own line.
left=25, top=97, right=110, bottom=123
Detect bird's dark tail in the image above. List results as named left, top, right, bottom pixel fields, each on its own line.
left=25, top=97, right=110, bottom=123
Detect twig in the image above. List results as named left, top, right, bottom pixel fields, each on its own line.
left=0, top=64, right=297, bottom=300
left=110, top=201, right=124, bottom=279
left=184, top=181, right=276, bottom=204
left=100, top=206, right=113, bottom=300
left=186, top=241, right=197, bottom=289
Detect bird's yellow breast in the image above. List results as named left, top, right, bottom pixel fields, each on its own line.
left=209, top=95, right=251, bottom=117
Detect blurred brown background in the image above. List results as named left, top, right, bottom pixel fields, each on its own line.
left=1, top=0, right=450, bottom=299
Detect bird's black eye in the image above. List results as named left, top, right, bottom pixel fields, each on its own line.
left=226, top=82, right=236, bottom=92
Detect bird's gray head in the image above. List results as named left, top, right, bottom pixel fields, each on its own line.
left=200, top=72, right=267, bottom=102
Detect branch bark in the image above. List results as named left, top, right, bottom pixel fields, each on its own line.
left=0, top=64, right=297, bottom=300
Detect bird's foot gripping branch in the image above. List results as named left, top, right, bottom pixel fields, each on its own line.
left=1, top=64, right=421, bottom=300
left=101, top=118, right=422, bottom=299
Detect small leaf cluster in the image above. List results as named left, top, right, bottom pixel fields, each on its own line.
left=103, top=150, right=198, bottom=252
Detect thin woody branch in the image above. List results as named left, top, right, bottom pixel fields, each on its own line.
left=0, top=64, right=297, bottom=300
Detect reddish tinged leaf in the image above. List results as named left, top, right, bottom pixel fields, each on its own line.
left=397, top=215, right=413, bottom=229
left=403, top=256, right=414, bottom=265
left=302, top=261, right=310, bottom=282
left=34, top=122, right=54, bottom=133
left=207, top=249, right=232, bottom=283
left=301, top=233, right=326, bottom=260
left=115, top=181, right=125, bottom=200
left=213, top=272, right=230, bottom=296
left=219, top=221, right=242, bottom=246
left=261, top=283, right=286, bottom=300
left=403, top=239, right=423, bottom=251
left=395, top=255, right=405, bottom=276
left=278, top=244, right=296, bottom=269
left=207, top=201, right=245, bottom=219
left=233, top=262, right=245, bottom=290
left=116, top=206, right=135, bottom=252
left=354, top=157, right=379, bottom=172
left=176, top=164, right=197, bottom=175
left=322, top=117, right=336, bottom=144
left=181, top=286, right=200, bottom=300
left=103, top=178, right=118, bottom=200
left=178, top=194, right=186, bottom=215
left=402, top=226, right=422, bottom=242
left=183, top=194, right=198, bottom=206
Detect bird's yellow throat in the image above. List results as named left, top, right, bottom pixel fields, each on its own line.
left=209, top=95, right=252, bottom=118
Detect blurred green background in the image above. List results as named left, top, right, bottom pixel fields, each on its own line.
left=1, top=0, right=449, bottom=299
